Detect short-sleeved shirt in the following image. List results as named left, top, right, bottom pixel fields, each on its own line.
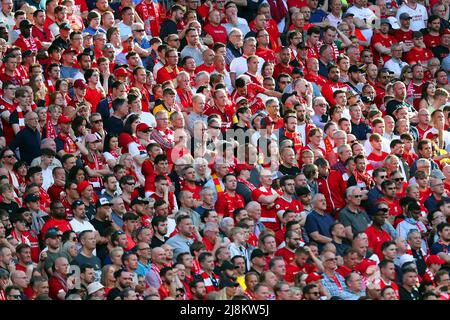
left=304, top=210, right=334, bottom=248
left=338, top=206, right=371, bottom=235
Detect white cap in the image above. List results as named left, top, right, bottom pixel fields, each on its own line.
left=398, top=254, right=415, bottom=268
left=87, top=282, right=104, bottom=295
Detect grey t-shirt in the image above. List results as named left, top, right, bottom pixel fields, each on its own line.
left=166, top=234, right=194, bottom=262
left=338, top=206, right=371, bottom=235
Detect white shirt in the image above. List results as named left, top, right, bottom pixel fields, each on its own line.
left=117, top=21, right=133, bottom=40
left=363, top=136, right=391, bottom=155
left=346, top=6, right=376, bottom=42
left=396, top=3, right=428, bottom=31
left=384, top=58, right=409, bottom=79
left=326, top=13, right=342, bottom=27
left=42, top=167, right=54, bottom=191
left=223, top=18, right=250, bottom=35
left=70, top=218, right=96, bottom=234
left=229, top=55, right=264, bottom=78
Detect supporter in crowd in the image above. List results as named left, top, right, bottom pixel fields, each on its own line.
left=0, top=0, right=448, bottom=302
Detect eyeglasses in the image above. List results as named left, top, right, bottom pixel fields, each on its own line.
left=7, top=294, right=21, bottom=299
left=169, top=38, right=180, bottom=41
left=309, top=292, right=320, bottom=296
left=71, top=237, right=78, bottom=241
left=209, top=125, right=220, bottom=129
left=394, top=177, right=403, bottom=182
left=134, top=29, right=145, bottom=32
left=379, top=175, right=387, bottom=179
left=280, top=81, right=291, bottom=84
left=92, top=119, right=103, bottom=124
left=353, top=195, right=362, bottom=198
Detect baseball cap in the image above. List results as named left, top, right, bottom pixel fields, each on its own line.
left=235, top=96, right=248, bottom=104
left=22, top=50, right=36, bottom=58
left=431, top=169, right=446, bottom=180
left=345, top=90, right=359, bottom=100
left=85, top=133, right=100, bottom=143
left=426, top=255, right=446, bottom=266
left=96, top=196, right=112, bottom=208
left=398, top=254, right=416, bottom=268
left=281, top=91, right=297, bottom=104
left=399, top=13, right=412, bottom=20
left=131, top=197, right=149, bottom=206
left=121, top=34, right=134, bottom=42
left=24, top=193, right=40, bottom=203
left=305, top=272, right=322, bottom=284
left=348, top=65, right=363, bottom=73
left=58, top=115, right=72, bottom=124
left=77, top=181, right=91, bottom=194
left=87, top=282, right=104, bottom=295
left=219, top=277, right=239, bottom=289
left=342, top=12, right=354, bottom=19
left=296, top=42, right=310, bottom=50
left=44, top=228, right=60, bottom=240
left=250, top=249, right=265, bottom=260
left=59, top=22, right=71, bottom=30
left=379, top=18, right=391, bottom=26
left=296, top=186, right=311, bottom=197
left=136, top=123, right=151, bottom=132
left=82, top=32, right=93, bottom=38
left=361, top=96, right=373, bottom=103
left=19, top=20, right=33, bottom=28
left=354, top=259, right=377, bottom=275
left=71, top=199, right=84, bottom=210
left=114, top=67, right=128, bottom=77
left=63, top=47, right=77, bottom=55
left=413, top=31, right=424, bottom=39
left=73, top=79, right=87, bottom=89
left=103, top=43, right=114, bottom=50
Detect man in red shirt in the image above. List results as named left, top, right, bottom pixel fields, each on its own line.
left=371, top=19, right=397, bottom=65
left=156, top=48, right=184, bottom=84
left=255, top=29, right=275, bottom=63
left=275, top=175, right=303, bottom=221
left=379, top=259, right=399, bottom=298
left=321, top=66, right=349, bottom=105
left=275, top=230, right=303, bottom=265
left=394, top=13, right=413, bottom=47
left=423, top=15, right=442, bottom=48
left=285, top=246, right=319, bottom=283
left=14, top=19, right=45, bottom=54
left=180, top=166, right=202, bottom=201
left=376, top=180, right=402, bottom=218
left=252, top=169, right=281, bottom=232
left=48, top=256, right=71, bottom=300
left=203, top=88, right=234, bottom=129
left=32, top=9, right=55, bottom=43
left=195, top=49, right=215, bottom=74
left=406, top=31, right=434, bottom=65
left=9, top=213, right=40, bottom=263
left=367, top=133, right=389, bottom=166
left=215, top=173, right=245, bottom=218
left=365, top=205, right=392, bottom=259
left=315, top=157, right=347, bottom=214
left=273, top=47, right=294, bottom=80
left=203, top=10, right=227, bottom=45
left=40, top=201, right=73, bottom=241
left=135, top=0, right=165, bottom=37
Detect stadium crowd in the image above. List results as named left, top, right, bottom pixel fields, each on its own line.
left=0, top=0, right=449, bottom=301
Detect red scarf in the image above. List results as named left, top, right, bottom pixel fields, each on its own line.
left=45, top=113, right=57, bottom=140
left=353, top=169, right=374, bottom=188
left=324, top=136, right=334, bottom=156
left=237, top=177, right=256, bottom=192
left=10, top=229, right=29, bottom=246
left=284, top=130, right=302, bottom=153
left=58, top=133, right=77, bottom=154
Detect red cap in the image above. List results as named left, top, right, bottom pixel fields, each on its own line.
left=58, top=115, right=72, bottom=124
left=234, top=164, right=253, bottom=175
left=73, top=79, right=87, bottom=89
left=77, top=181, right=91, bottom=194
left=114, top=67, right=128, bottom=77
left=426, top=255, right=446, bottom=266
left=354, top=259, right=377, bottom=275
left=305, top=272, right=322, bottom=284
left=136, top=123, right=151, bottom=132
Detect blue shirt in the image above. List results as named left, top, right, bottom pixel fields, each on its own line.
left=10, top=125, right=41, bottom=165
left=431, top=240, right=450, bottom=255
left=84, top=26, right=106, bottom=36
left=321, top=272, right=347, bottom=297
left=305, top=210, right=334, bottom=249
left=136, top=261, right=151, bottom=278
left=366, top=187, right=384, bottom=215
left=351, top=121, right=372, bottom=141
left=310, top=9, right=328, bottom=23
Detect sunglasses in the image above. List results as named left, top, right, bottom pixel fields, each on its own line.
left=393, top=177, right=403, bottom=182
left=209, top=125, right=220, bottom=130
left=3, top=154, right=15, bottom=158
left=92, top=119, right=103, bottom=124
left=353, top=195, right=362, bottom=198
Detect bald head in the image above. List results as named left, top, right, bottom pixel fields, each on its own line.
left=25, top=111, right=39, bottom=129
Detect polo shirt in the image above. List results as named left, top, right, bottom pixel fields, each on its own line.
left=304, top=210, right=334, bottom=249
left=350, top=120, right=372, bottom=141
left=365, top=225, right=392, bottom=259
left=339, top=206, right=371, bottom=235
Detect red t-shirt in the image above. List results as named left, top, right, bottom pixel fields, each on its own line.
left=405, top=47, right=434, bottom=65
left=365, top=225, right=392, bottom=259
left=423, top=33, right=441, bottom=48
left=371, top=33, right=397, bottom=64
left=203, top=24, right=227, bottom=44
left=255, top=47, right=276, bottom=63
left=273, top=63, right=294, bottom=81
left=156, top=66, right=184, bottom=84
left=252, top=186, right=280, bottom=231
left=85, top=87, right=103, bottom=113
left=40, top=218, right=73, bottom=240
left=275, top=247, right=296, bottom=265
left=215, top=191, right=245, bottom=218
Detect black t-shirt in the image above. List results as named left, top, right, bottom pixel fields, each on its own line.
left=279, top=164, right=301, bottom=176
left=105, top=116, right=124, bottom=136
left=431, top=45, right=449, bottom=62
left=107, top=287, right=123, bottom=300
left=91, top=218, right=113, bottom=264
left=386, top=100, right=414, bottom=118
left=150, top=235, right=168, bottom=249
left=0, top=201, right=19, bottom=216
left=398, top=286, right=421, bottom=300
left=71, top=253, right=102, bottom=281
left=159, top=20, right=178, bottom=41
